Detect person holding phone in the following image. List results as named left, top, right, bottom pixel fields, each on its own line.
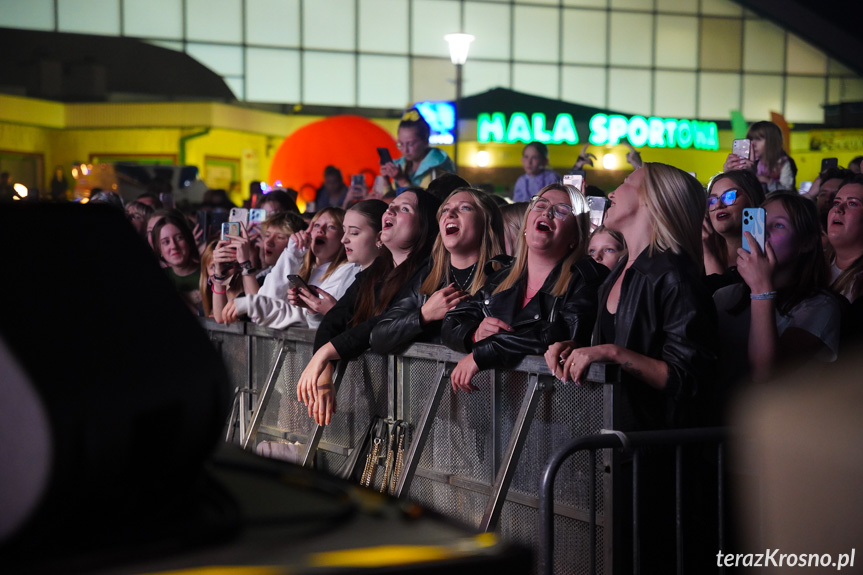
left=723, top=121, right=796, bottom=192
left=222, top=207, right=358, bottom=329
left=713, top=191, right=840, bottom=389
left=379, top=108, right=455, bottom=191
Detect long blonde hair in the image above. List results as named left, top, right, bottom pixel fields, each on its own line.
left=639, top=163, right=706, bottom=271
left=297, top=206, right=347, bottom=282
left=493, top=183, right=591, bottom=297
left=420, top=188, right=506, bottom=296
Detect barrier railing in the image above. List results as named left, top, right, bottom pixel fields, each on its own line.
left=203, top=318, right=615, bottom=574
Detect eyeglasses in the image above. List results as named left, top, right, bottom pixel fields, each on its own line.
left=707, top=189, right=738, bottom=211
left=530, top=195, right=573, bottom=220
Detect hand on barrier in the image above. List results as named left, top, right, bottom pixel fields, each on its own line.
left=313, top=375, right=337, bottom=426
left=545, top=340, right=577, bottom=381
left=221, top=299, right=240, bottom=324
left=451, top=354, right=480, bottom=393
left=472, top=317, right=513, bottom=343
left=565, top=345, right=617, bottom=385
left=298, top=346, right=333, bottom=409
left=421, top=284, right=469, bottom=324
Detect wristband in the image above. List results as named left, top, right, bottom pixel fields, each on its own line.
left=239, top=260, right=254, bottom=271
left=750, top=291, right=777, bottom=300
left=242, top=267, right=259, bottom=276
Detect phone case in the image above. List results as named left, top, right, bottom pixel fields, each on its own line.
left=221, top=221, right=240, bottom=241
left=229, top=208, right=249, bottom=224
left=732, top=139, right=751, bottom=160
left=377, top=147, right=393, bottom=165
left=248, top=208, right=267, bottom=225
left=742, top=208, right=766, bottom=253
left=563, top=174, right=584, bottom=191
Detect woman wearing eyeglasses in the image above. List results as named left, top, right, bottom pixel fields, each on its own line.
left=702, top=170, right=765, bottom=291
left=441, top=183, right=608, bottom=392
left=380, top=108, right=456, bottom=191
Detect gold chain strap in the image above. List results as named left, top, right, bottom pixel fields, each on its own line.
left=361, top=437, right=382, bottom=488
left=390, top=424, right=408, bottom=495
left=380, top=426, right=396, bottom=493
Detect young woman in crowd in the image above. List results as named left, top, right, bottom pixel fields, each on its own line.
left=587, top=225, right=626, bottom=270
left=724, top=121, right=796, bottom=192
left=125, top=200, right=154, bottom=241
left=441, top=183, right=608, bottom=392
left=380, top=109, right=455, bottom=190
left=702, top=169, right=766, bottom=289
left=221, top=207, right=357, bottom=329
left=512, top=142, right=560, bottom=203
left=151, top=212, right=202, bottom=314
left=826, top=175, right=863, bottom=304
left=369, top=188, right=506, bottom=355
left=200, top=240, right=243, bottom=322
left=714, top=191, right=840, bottom=388
left=297, top=189, right=441, bottom=425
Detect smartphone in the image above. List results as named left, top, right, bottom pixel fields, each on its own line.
left=742, top=208, right=766, bottom=253
left=563, top=174, right=584, bottom=192
left=732, top=139, right=751, bottom=160
left=210, top=210, right=229, bottom=240
left=196, top=211, right=210, bottom=245
left=229, top=208, right=249, bottom=225
left=377, top=147, right=393, bottom=165
left=159, top=192, right=174, bottom=210
left=351, top=174, right=365, bottom=187
left=821, top=158, right=838, bottom=173
left=287, top=274, right=317, bottom=295
left=248, top=208, right=267, bottom=227
left=586, top=196, right=607, bottom=228
left=799, top=181, right=813, bottom=195
left=221, top=221, right=241, bottom=241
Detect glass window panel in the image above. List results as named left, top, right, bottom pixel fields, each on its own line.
left=412, top=57, right=455, bottom=102
left=561, top=65, right=607, bottom=109
left=786, top=34, right=826, bottom=75
left=827, top=78, right=843, bottom=105
left=146, top=40, right=184, bottom=52
left=303, top=52, right=355, bottom=106
left=358, top=55, right=409, bottom=108
left=513, top=6, right=558, bottom=62
left=513, top=63, right=559, bottom=100
left=123, top=0, right=182, bottom=39
left=186, top=43, right=243, bottom=76
left=359, top=0, right=408, bottom=54
left=187, top=0, right=242, bottom=43
left=463, top=61, right=511, bottom=97
left=654, top=71, right=696, bottom=117
left=246, top=0, right=299, bottom=47
left=0, top=0, right=54, bottom=30
left=562, top=9, right=607, bottom=65
left=742, top=74, right=783, bottom=121
left=828, top=59, right=853, bottom=76
left=608, top=68, right=651, bottom=115
left=609, top=12, right=653, bottom=67
left=743, top=19, right=784, bottom=73
left=700, top=18, right=741, bottom=72
left=464, top=2, right=511, bottom=60
left=699, top=72, right=741, bottom=120
left=785, top=77, right=826, bottom=123
left=58, top=0, right=120, bottom=35
left=247, top=48, right=300, bottom=103
left=563, top=0, right=606, bottom=7
left=840, top=79, right=863, bottom=102
left=655, top=15, right=697, bottom=69
left=304, top=0, right=355, bottom=51
left=224, top=77, right=243, bottom=100
left=657, top=0, right=697, bottom=14
left=412, top=0, right=460, bottom=58
left=701, top=0, right=742, bottom=16
left=611, top=0, right=653, bottom=9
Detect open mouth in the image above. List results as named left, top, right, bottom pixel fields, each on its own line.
left=314, top=237, right=326, bottom=245
left=445, top=223, right=459, bottom=236
left=715, top=211, right=729, bottom=221
left=383, top=218, right=394, bottom=229
left=535, top=220, right=552, bottom=232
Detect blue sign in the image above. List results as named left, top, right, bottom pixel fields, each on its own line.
left=415, top=101, right=456, bottom=145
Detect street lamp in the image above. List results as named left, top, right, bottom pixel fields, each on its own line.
left=444, top=33, right=474, bottom=171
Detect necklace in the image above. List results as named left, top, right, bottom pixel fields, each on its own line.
left=451, top=262, right=478, bottom=292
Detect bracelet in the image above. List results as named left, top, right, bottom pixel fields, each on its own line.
left=239, top=260, right=254, bottom=271
left=750, top=291, right=777, bottom=300
left=211, top=285, right=227, bottom=295
left=241, top=267, right=259, bottom=276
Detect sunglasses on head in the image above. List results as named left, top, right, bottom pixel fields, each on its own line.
left=707, top=189, right=738, bottom=210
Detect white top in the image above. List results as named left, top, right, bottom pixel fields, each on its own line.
left=232, top=236, right=360, bottom=330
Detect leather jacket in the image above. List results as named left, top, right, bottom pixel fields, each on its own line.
left=441, top=255, right=608, bottom=370
left=595, top=248, right=718, bottom=430
left=369, top=259, right=438, bottom=355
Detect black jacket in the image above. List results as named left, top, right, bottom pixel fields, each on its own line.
left=595, top=248, right=718, bottom=430
left=369, top=259, right=439, bottom=355
left=441, top=255, right=608, bottom=370
left=314, top=268, right=382, bottom=359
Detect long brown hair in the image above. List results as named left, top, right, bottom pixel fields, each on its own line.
left=420, top=188, right=505, bottom=296
left=493, top=183, right=591, bottom=297
left=826, top=176, right=863, bottom=302
left=747, top=121, right=785, bottom=174
left=297, top=206, right=347, bottom=283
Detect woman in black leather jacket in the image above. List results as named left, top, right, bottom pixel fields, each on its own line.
left=441, top=183, right=608, bottom=392
left=369, top=188, right=506, bottom=355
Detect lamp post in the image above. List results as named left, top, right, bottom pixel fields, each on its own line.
left=444, top=33, right=474, bottom=172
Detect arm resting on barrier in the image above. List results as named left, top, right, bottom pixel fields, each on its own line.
left=564, top=343, right=668, bottom=389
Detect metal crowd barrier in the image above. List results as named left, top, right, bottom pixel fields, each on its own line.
left=203, top=318, right=615, bottom=575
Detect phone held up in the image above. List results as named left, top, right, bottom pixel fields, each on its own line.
left=732, top=139, right=751, bottom=160
left=287, top=274, right=318, bottom=297
left=377, top=147, right=393, bottom=166
left=821, top=157, right=838, bottom=173
left=221, top=221, right=241, bottom=241
left=742, top=208, right=766, bottom=254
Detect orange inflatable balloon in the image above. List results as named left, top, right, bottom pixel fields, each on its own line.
left=268, top=116, right=398, bottom=207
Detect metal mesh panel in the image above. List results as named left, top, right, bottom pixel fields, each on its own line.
left=208, top=330, right=248, bottom=393
left=409, top=474, right=488, bottom=530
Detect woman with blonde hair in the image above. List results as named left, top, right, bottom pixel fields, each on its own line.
left=442, top=183, right=608, bottom=392
left=370, top=188, right=506, bottom=355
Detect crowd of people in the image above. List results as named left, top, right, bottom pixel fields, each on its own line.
left=32, top=113, right=863, bottom=435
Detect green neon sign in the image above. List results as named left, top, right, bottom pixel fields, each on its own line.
left=588, top=114, right=718, bottom=151
left=478, top=112, right=579, bottom=145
